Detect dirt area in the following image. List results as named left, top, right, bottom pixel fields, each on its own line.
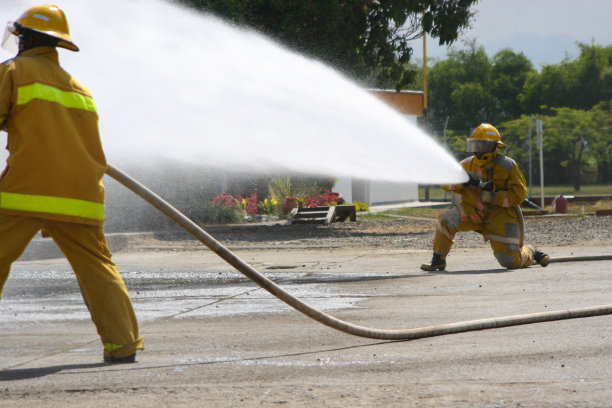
left=138, top=213, right=612, bottom=251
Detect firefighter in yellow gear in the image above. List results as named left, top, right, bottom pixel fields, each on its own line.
left=0, top=5, right=142, bottom=363
left=421, top=123, right=549, bottom=271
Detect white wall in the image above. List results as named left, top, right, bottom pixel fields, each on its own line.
left=333, top=178, right=418, bottom=206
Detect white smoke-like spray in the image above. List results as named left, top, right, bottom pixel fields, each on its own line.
left=1, top=0, right=467, bottom=184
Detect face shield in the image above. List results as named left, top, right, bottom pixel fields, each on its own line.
left=1, top=21, right=20, bottom=55
left=466, top=138, right=498, bottom=154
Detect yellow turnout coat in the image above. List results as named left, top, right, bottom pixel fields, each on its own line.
left=0, top=46, right=106, bottom=226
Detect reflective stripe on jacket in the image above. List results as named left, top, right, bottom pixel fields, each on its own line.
left=0, top=47, right=106, bottom=226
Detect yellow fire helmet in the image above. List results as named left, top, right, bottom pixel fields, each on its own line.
left=466, top=123, right=506, bottom=154
left=9, top=4, right=78, bottom=52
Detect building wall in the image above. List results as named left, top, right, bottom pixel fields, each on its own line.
left=342, top=178, right=418, bottom=206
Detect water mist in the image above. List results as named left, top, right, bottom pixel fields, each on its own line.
left=1, top=0, right=466, bottom=185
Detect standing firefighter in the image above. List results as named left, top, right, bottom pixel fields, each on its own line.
left=421, top=123, right=549, bottom=271
left=0, top=5, right=142, bottom=363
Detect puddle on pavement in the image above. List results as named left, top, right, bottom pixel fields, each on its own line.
left=173, top=356, right=392, bottom=368
left=0, top=266, right=379, bottom=325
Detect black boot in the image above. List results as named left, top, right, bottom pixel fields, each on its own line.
left=104, top=353, right=137, bottom=364
left=534, top=250, right=550, bottom=267
left=421, top=252, right=446, bottom=271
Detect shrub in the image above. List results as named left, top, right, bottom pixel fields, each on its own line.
left=210, top=191, right=252, bottom=223
left=188, top=202, right=244, bottom=225
left=268, top=176, right=294, bottom=203
left=351, top=201, right=369, bottom=212
left=258, top=197, right=279, bottom=215
left=212, top=192, right=237, bottom=207
left=236, top=191, right=258, bottom=216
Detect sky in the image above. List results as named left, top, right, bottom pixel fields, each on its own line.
left=410, top=0, right=612, bottom=68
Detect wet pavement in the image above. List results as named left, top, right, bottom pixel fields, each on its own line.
left=1, top=265, right=375, bottom=324
left=0, top=244, right=611, bottom=407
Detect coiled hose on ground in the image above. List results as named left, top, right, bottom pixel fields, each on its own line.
left=106, top=165, right=612, bottom=341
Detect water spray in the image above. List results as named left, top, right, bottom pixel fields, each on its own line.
left=106, top=164, right=612, bottom=341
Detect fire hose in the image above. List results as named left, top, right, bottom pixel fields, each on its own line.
left=106, top=164, right=612, bottom=341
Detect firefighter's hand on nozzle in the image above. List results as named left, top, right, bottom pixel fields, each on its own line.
left=462, top=173, right=480, bottom=188
left=480, top=180, right=495, bottom=191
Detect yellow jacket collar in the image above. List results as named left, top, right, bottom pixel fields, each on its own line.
left=18, top=46, right=59, bottom=63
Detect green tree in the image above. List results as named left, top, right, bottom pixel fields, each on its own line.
left=428, top=41, right=493, bottom=132
left=178, top=0, right=478, bottom=90
left=428, top=45, right=535, bottom=134
left=499, top=101, right=612, bottom=189
left=522, top=64, right=572, bottom=113
left=571, top=43, right=612, bottom=109
left=523, top=43, right=612, bottom=113
left=490, top=49, right=534, bottom=121
left=450, top=82, right=495, bottom=125
left=586, top=100, right=612, bottom=184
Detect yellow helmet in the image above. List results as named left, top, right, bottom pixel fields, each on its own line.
left=12, top=4, right=78, bottom=51
left=466, top=123, right=506, bottom=154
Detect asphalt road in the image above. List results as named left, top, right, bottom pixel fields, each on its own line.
left=1, top=243, right=610, bottom=407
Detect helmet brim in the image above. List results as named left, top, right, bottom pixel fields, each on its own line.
left=31, top=27, right=79, bottom=51
left=12, top=22, right=79, bottom=52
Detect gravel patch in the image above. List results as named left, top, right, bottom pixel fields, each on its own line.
left=144, top=215, right=612, bottom=251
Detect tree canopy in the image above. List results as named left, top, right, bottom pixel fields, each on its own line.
left=179, top=0, right=479, bottom=90
left=523, top=43, right=612, bottom=113
left=500, top=102, right=612, bottom=188
left=427, top=41, right=535, bottom=132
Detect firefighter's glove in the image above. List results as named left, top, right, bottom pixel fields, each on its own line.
left=480, top=180, right=495, bottom=191
left=462, top=174, right=480, bottom=188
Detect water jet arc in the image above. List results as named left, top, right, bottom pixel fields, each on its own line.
left=105, top=164, right=612, bottom=341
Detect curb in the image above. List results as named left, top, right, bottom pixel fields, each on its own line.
left=18, top=232, right=154, bottom=262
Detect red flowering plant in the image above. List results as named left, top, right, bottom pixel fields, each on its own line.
left=212, top=190, right=258, bottom=216
left=302, top=190, right=343, bottom=208
left=235, top=191, right=258, bottom=216
left=212, top=192, right=238, bottom=207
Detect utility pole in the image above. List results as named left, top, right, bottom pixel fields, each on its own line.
left=443, top=115, right=449, bottom=201
left=528, top=114, right=533, bottom=199
left=536, top=119, right=544, bottom=208
left=442, top=115, right=449, bottom=146
left=422, top=27, right=430, bottom=201
left=423, top=31, right=428, bottom=118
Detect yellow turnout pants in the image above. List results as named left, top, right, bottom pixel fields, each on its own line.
left=434, top=207, right=534, bottom=269
left=0, top=215, right=143, bottom=359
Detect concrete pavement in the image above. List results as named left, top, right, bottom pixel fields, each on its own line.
left=0, top=243, right=610, bottom=407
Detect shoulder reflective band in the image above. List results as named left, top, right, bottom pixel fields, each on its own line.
left=17, top=82, right=97, bottom=113
left=0, top=192, right=105, bottom=220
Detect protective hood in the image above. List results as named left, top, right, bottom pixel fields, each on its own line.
left=473, top=151, right=497, bottom=168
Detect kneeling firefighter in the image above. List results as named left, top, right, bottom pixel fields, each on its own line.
left=421, top=123, right=549, bottom=271
left=0, top=5, right=143, bottom=362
